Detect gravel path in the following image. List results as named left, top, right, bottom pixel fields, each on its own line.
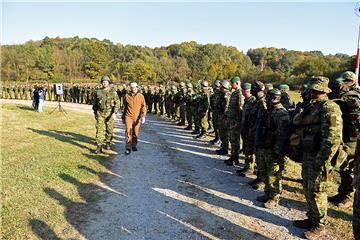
left=83, top=114, right=306, bottom=240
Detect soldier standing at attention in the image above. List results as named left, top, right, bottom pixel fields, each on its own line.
left=238, top=82, right=256, bottom=176
left=256, top=89, right=290, bottom=209
left=293, top=76, right=342, bottom=239
left=224, top=76, right=243, bottom=166
left=195, top=81, right=210, bottom=139
left=328, top=71, right=360, bottom=209
left=122, top=82, right=147, bottom=155
left=210, top=80, right=222, bottom=144
left=92, top=76, right=120, bottom=154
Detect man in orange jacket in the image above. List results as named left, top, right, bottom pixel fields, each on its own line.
left=122, top=82, right=147, bottom=155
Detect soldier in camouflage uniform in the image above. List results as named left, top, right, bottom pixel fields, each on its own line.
left=238, top=82, right=257, bottom=176
left=293, top=76, right=342, bottom=239
left=191, top=86, right=201, bottom=135
left=153, top=87, right=160, bottom=114
left=195, top=81, right=210, bottom=139
left=215, top=80, right=232, bottom=155
left=354, top=139, right=360, bottom=240
left=176, top=82, right=187, bottom=126
left=248, top=81, right=267, bottom=189
left=209, top=80, right=222, bottom=144
left=279, top=84, right=295, bottom=111
left=328, top=71, right=360, bottom=208
left=255, top=89, right=290, bottom=209
left=184, top=83, right=194, bottom=130
left=224, top=76, right=243, bottom=166
left=158, top=85, right=165, bottom=115
left=170, top=86, right=177, bottom=120
left=92, top=76, right=121, bottom=154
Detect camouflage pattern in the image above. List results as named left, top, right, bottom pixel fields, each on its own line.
left=241, top=95, right=257, bottom=171
left=185, top=88, right=194, bottom=129
left=198, top=88, right=210, bottom=133
left=92, top=87, right=121, bottom=145
left=210, top=88, right=224, bottom=139
left=354, top=139, right=360, bottom=240
left=280, top=92, right=295, bottom=111
left=226, top=88, right=243, bottom=157
left=300, top=96, right=342, bottom=226
left=262, top=102, right=290, bottom=203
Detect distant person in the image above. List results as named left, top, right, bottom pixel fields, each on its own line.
left=122, top=82, right=147, bottom=155
left=32, top=85, right=39, bottom=110
left=37, top=86, right=45, bottom=112
left=92, top=76, right=120, bottom=154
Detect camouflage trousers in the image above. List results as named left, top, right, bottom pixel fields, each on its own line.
left=302, top=152, right=330, bottom=226
left=186, top=106, right=193, bottom=127
left=212, top=112, right=219, bottom=138
left=95, top=111, right=115, bottom=145
left=200, top=112, right=208, bottom=133
left=264, top=149, right=285, bottom=202
left=193, top=111, right=201, bottom=132
left=354, top=181, right=360, bottom=240
left=229, top=121, right=241, bottom=157
left=255, top=148, right=267, bottom=182
left=218, top=116, right=228, bottom=151
left=180, top=105, right=186, bottom=123
left=153, top=101, right=159, bottom=114
left=243, top=131, right=255, bottom=171
left=338, top=141, right=356, bottom=198
left=159, top=101, right=164, bottom=115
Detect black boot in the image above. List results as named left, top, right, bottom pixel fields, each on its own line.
left=95, top=145, right=102, bottom=154
left=191, top=129, right=200, bottom=135
left=224, top=155, right=235, bottom=165
left=210, top=137, right=219, bottom=144
left=105, top=142, right=111, bottom=150
left=216, top=148, right=228, bottom=155
left=184, top=125, right=192, bottom=130
left=195, top=132, right=207, bottom=140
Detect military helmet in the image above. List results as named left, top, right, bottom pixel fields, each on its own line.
left=251, top=81, right=265, bottom=94
left=186, top=83, right=193, bottom=89
left=265, top=83, right=273, bottom=90
left=241, top=82, right=251, bottom=90
left=219, top=80, right=231, bottom=90
left=200, top=80, right=209, bottom=88
left=266, top=88, right=282, bottom=103
left=279, top=84, right=290, bottom=91
left=101, top=75, right=111, bottom=84
left=171, top=85, right=177, bottom=90
left=179, top=82, right=186, bottom=88
left=212, top=80, right=221, bottom=88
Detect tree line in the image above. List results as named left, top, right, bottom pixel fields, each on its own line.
left=1, top=36, right=355, bottom=88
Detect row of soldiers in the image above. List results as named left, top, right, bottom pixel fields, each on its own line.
left=142, top=73, right=359, bottom=240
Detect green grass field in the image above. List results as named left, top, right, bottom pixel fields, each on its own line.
left=1, top=104, right=115, bottom=239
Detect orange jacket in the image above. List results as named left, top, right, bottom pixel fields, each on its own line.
left=122, top=92, right=147, bottom=120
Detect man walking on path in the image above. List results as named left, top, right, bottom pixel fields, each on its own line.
left=122, top=82, right=147, bottom=155
left=93, top=76, right=120, bottom=154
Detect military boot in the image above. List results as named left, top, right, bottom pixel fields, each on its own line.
left=216, top=148, right=228, bottom=155
left=95, top=145, right=102, bottom=154
left=209, top=137, right=219, bottom=144
left=304, top=225, right=326, bottom=240
left=195, top=131, right=207, bottom=140
left=293, top=218, right=314, bottom=229
left=184, top=125, right=192, bottom=130
left=105, top=142, right=111, bottom=150
left=248, top=178, right=261, bottom=186
left=191, top=129, right=200, bottom=135
left=328, top=194, right=343, bottom=204
left=256, top=195, right=269, bottom=203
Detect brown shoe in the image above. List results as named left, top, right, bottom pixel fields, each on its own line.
left=293, top=218, right=314, bottom=229
left=304, top=225, right=326, bottom=240
left=264, top=199, right=278, bottom=209
left=337, top=197, right=353, bottom=209
left=256, top=195, right=269, bottom=203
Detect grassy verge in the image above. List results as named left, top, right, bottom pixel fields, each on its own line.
left=1, top=104, right=115, bottom=239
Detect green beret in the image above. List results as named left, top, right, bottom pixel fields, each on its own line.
left=279, top=84, right=290, bottom=90
left=230, top=76, right=241, bottom=83
left=241, top=82, right=251, bottom=90
left=265, top=83, right=273, bottom=89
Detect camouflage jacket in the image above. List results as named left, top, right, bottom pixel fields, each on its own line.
left=301, top=97, right=342, bottom=167
left=254, top=96, right=268, bottom=148
left=197, top=90, right=210, bottom=114
left=280, top=93, right=295, bottom=111
left=92, top=87, right=120, bottom=113
left=210, top=90, right=224, bottom=113
left=226, top=89, right=243, bottom=125
left=241, top=95, right=257, bottom=134
left=262, top=103, right=291, bottom=155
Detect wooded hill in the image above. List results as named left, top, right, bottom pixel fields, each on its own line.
left=1, top=36, right=355, bottom=88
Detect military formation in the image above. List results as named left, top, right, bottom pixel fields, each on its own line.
left=135, top=72, right=360, bottom=240
left=2, top=71, right=360, bottom=239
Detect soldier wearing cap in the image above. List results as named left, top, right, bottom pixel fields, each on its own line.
left=184, top=83, right=194, bottom=130
left=176, top=82, right=187, bottom=126
left=92, top=76, right=121, bottom=154
left=328, top=71, right=360, bottom=209
left=264, top=83, right=273, bottom=94
left=279, top=84, right=295, bottom=111
left=122, top=82, right=147, bottom=155
left=238, top=82, right=257, bottom=176
left=224, top=76, right=243, bottom=166
left=255, top=88, right=290, bottom=209
left=293, top=76, right=342, bottom=239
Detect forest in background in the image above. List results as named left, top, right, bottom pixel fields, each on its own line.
left=1, top=36, right=355, bottom=88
